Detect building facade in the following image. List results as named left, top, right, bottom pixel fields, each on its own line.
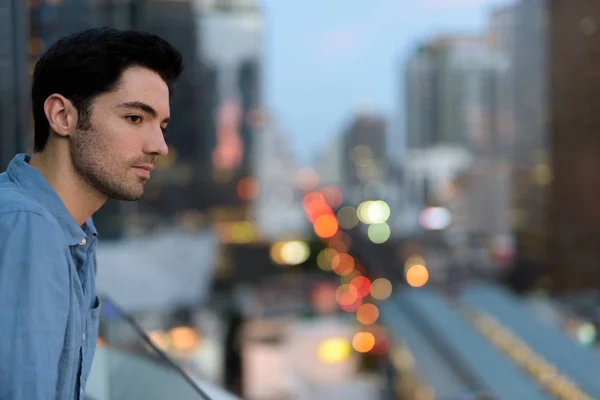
left=511, top=0, right=600, bottom=291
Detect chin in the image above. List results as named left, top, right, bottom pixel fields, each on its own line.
left=106, top=187, right=145, bottom=202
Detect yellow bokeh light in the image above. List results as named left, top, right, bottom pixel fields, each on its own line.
left=231, top=221, right=255, bottom=243
left=352, top=332, right=376, bottom=353
left=280, top=241, right=310, bottom=265
left=316, top=248, right=337, bottom=271
left=357, top=201, right=373, bottom=223
left=370, top=278, right=393, bottom=300
left=366, top=201, right=391, bottom=224
left=317, top=338, right=352, bottom=364
left=406, top=264, right=429, bottom=288
left=270, top=242, right=285, bottom=264
left=337, top=206, right=359, bottom=229
left=356, top=304, right=379, bottom=325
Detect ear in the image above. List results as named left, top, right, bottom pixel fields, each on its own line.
left=43, top=94, right=77, bottom=138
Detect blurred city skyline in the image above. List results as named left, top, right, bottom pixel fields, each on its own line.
left=262, top=0, right=514, bottom=162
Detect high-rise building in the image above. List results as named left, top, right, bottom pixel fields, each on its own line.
left=197, top=0, right=263, bottom=213
left=404, top=44, right=439, bottom=149
left=0, top=0, right=29, bottom=171
left=342, top=112, right=387, bottom=187
left=404, top=35, right=507, bottom=153
left=511, top=0, right=600, bottom=292
left=487, top=5, right=517, bottom=156
left=251, top=116, right=305, bottom=240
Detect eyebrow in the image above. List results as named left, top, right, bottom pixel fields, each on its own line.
left=116, top=101, right=170, bottom=123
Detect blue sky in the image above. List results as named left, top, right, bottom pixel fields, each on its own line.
left=260, top=0, right=512, bottom=163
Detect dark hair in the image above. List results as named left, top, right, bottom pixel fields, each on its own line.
left=31, top=27, right=184, bottom=152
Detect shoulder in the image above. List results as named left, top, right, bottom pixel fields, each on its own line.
left=0, top=180, right=60, bottom=233
left=0, top=207, right=61, bottom=241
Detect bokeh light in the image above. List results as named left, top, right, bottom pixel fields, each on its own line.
left=321, top=186, right=343, bottom=208
left=169, top=326, right=200, bottom=352
left=336, top=284, right=362, bottom=312
left=328, top=238, right=349, bottom=253
left=337, top=206, right=359, bottom=229
left=147, top=330, right=169, bottom=352
left=316, top=248, right=338, bottom=271
left=357, top=201, right=372, bottom=224
left=279, top=241, right=310, bottom=265
left=368, top=222, right=391, bottom=243
left=341, top=269, right=362, bottom=285
left=352, top=332, right=376, bottom=353
left=269, top=242, right=285, bottom=264
left=356, top=304, right=379, bottom=325
left=404, top=255, right=426, bottom=272
left=310, top=282, right=338, bottom=314
left=406, top=264, right=429, bottom=288
left=230, top=221, right=255, bottom=243
left=331, top=253, right=355, bottom=276
left=350, top=276, right=371, bottom=298
left=329, top=230, right=352, bottom=249
left=366, top=201, right=391, bottom=224
left=313, top=214, right=339, bottom=238
left=317, top=338, right=351, bottom=364
left=370, top=278, right=393, bottom=300
left=419, top=207, right=452, bottom=230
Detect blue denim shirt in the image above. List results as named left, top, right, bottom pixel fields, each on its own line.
left=0, top=154, right=100, bottom=400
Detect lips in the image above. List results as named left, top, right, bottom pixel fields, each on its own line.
left=133, top=165, right=153, bottom=178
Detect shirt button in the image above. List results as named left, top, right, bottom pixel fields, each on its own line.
left=79, top=238, right=87, bottom=246
left=83, top=333, right=86, bottom=341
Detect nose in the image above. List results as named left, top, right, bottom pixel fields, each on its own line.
left=144, top=126, right=169, bottom=157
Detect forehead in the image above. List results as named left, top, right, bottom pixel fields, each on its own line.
left=106, top=67, right=170, bottom=114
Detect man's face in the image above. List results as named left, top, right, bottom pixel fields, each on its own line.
left=71, top=67, right=170, bottom=201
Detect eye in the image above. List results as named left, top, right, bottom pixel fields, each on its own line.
left=161, top=126, right=168, bottom=135
left=125, top=115, right=143, bottom=124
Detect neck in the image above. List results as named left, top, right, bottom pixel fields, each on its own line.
left=29, top=150, right=106, bottom=226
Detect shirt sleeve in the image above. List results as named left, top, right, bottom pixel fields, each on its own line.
left=0, top=211, right=70, bottom=400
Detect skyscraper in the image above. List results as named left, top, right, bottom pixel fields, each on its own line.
left=197, top=0, right=263, bottom=211
left=342, top=112, right=388, bottom=187
left=404, top=35, right=506, bottom=152
left=511, top=0, right=600, bottom=291
left=0, top=0, right=29, bottom=171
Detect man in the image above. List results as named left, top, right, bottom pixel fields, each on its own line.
left=0, top=28, right=183, bottom=399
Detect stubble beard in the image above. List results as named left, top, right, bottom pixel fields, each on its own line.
left=71, top=122, right=145, bottom=202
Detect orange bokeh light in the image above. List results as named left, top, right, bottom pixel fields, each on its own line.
left=303, top=192, right=335, bottom=223
left=406, top=264, right=429, bottom=288
left=356, top=304, right=379, bottom=325
left=331, top=253, right=355, bottom=276
left=352, top=332, right=376, bottom=353
left=314, top=214, right=339, bottom=238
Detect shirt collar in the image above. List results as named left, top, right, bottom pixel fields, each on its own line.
left=7, top=154, right=98, bottom=246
